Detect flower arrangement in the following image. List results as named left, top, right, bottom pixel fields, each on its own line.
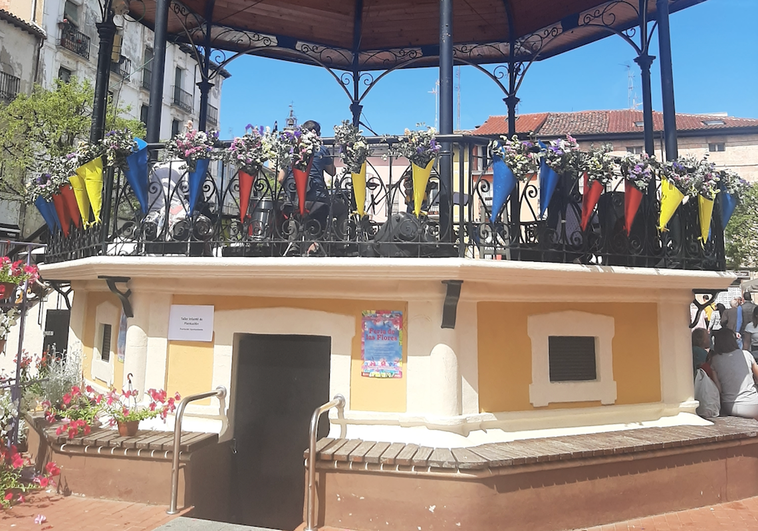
left=693, top=158, right=720, bottom=200
left=70, top=139, right=104, bottom=167
left=0, top=439, right=60, bottom=508
left=227, top=125, right=274, bottom=174
left=579, top=144, right=615, bottom=186
left=101, top=128, right=138, bottom=169
left=620, top=153, right=656, bottom=192
left=24, top=172, right=61, bottom=202
left=166, top=122, right=221, bottom=171
left=539, top=135, right=580, bottom=176
left=273, top=126, right=322, bottom=171
left=659, top=155, right=699, bottom=195
left=395, top=126, right=440, bottom=168
left=488, top=135, right=539, bottom=180
left=0, top=309, right=20, bottom=340
left=334, top=121, right=371, bottom=173
left=719, top=168, right=748, bottom=196
left=0, top=258, right=39, bottom=287
left=44, top=384, right=181, bottom=439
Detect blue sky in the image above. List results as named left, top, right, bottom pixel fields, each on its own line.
left=218, top=0, right=758, bottom=137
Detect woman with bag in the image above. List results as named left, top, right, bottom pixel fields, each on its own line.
left=743, top=307, right=758, bottom=361
left=710, top=328, right=758, bottom=419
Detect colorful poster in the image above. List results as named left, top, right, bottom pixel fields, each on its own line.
left=117, top=310, right=127, bottom=363
left=361, top=311, right=403, bottom=378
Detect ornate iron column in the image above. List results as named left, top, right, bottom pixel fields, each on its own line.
left=90, top=7, right=116, bottom=142
left=656, top=0, right=678, bottom=160
left=197, top=0, right=215, bottom=130
left=350, top=0, right=364, bottom=127
left=438, top=0, right=454, bottom=242
left=147, top=0, right=171, bottom=143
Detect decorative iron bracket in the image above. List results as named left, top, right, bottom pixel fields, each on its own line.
left=690, top=289, right=726, bottom=329
left=48, top=281, right=74, bottom=311
left=441, top=280, right=463, bottom=329
left=99, top=276, right=133, bottom=318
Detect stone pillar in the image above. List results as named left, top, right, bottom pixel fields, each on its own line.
left=143, top=293, right=172, bottom=391
left=67, top=285, right=87, bottom=355
left=658, top=292, right=697, bottom=411
left=122, top=292, right=150, bottom=398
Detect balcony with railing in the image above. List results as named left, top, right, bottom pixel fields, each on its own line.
left=111, top=57, right=132, bottom=79
left=59, top=22, right=90, bottom=60
left=172, top=86, right=193, bottom=113
left=207, top=105, right=219, bottom=128
left=43, top=136, right=727, bottom=271
left=0, top=71, right=21, bottom=102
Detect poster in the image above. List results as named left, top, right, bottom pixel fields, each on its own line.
left=117, top=310, right=128, bottom=362
left=361, top=310, right=403, bottom=378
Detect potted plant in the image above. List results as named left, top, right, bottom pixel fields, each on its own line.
left=717, top=169, right=747, bottom=229
left=537, top=135, right=580, bottom=218
left=487, top=135, right=540, bottom=223
left=70, top=140, right=106, bottom=225
left=693, top=158, right=720, bottom=244
left=578, top=144, right=614, bottom=231
left=102, top=128, right=150, bottom=215
left=166, top=122, right=221, bottom=214
left=658, top=155, right=698, bottom=231
left=25, top=171, right=65, bottom=233
left=104, top=388, right=180, bottom=436
left=334, top=121, right=372, bottom=217
left=620, top=153, right=656, bottom=235
left=273, top=126, right=323, bottom=215
left=395, top=126, right=440, bottom=217
left=227, top=125, right=275, bottom=223
left=0, top=258, right=39, bottom=302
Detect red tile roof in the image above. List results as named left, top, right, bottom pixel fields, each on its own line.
left=472, top=110, right=758, bottom=136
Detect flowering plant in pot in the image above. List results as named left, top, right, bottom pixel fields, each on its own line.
left=537, top=135, right=580, bottom=217
left=692, top=158, right=720, bottom=244
left=273, top=126, right=323, bottom=215
left=0, top=258, right=39, bottom=301
left=104, top=388, right=181, bottom=436
left=578, top=144, right=614, bottom=231
left=334, top=121, right=372, bottom=216
left=717, top=168, right=747, bottom=229
left=620, top=153, right=656, bottom=235
left=227, top=126, right=275, bottom=223
left=166, top=122, right=221, bottom=214
left=394, top=126, right=440, bottom=216
left=658, top=156, right=698, bottom=231
left=487, top=135, right=539, bottom=222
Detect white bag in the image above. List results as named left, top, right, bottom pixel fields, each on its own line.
left=694, top=368, right=720, bottom=418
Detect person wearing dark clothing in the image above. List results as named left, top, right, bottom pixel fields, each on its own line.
left=741, top=292, right=756, bottom=336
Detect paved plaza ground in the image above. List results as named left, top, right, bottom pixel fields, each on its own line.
left=4, top=490, right=758, bottom=530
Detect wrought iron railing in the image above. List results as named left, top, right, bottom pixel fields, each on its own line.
left=111, top=57, right=131, bottom=78
left=172, top=85, right=192, bottom=113
left=43, top=135, right=726, bottom=271
left=0, top=71, right=20, bottom=102
left=207, top=104, right=219, bottom=127
left=59, top=23, right=90, bottom=59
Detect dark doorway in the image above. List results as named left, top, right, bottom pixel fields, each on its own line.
left=231, top=334, right=331, bottom=529
left=43, top=309, right=70, bottom=358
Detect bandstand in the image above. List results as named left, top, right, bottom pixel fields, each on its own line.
left=30, top=1, right=758, bottom=530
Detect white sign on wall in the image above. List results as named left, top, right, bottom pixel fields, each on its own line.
left=168, top=305, right=215, bottom=342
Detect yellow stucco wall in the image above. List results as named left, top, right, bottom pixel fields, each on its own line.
left=477, top=301, right=661, bottom=412
left=82, top=292, right=124, bottom=388
left=166, top=340, right=215, bottom=405
left=171, top=295, right=408, bottom=413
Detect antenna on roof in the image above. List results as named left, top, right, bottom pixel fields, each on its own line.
left=624, top=64, right=641, bottom=110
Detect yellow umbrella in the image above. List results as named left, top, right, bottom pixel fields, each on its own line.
left=78, top=157, right=104, bottom=224
left=69, top=171, right=91, bottom=225
left=698, top=194, right=715, bottom=244
left=659, top=177, right=685, bottom=231
left=352, top=161, right=367, bottom=216
left=412, top=159, right=435, bottom=217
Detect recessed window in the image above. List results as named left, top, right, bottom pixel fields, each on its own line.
left=63, top=0, right=79, bottom=26
left=708, top=142, right=725, bottom=152
left=626, top=146, right=643, bottom=155
left=58, top=66, right=72, bottom=82
left=549, top=336, right=597, bottom=382
left=171, top=119, right=181, bottom=137
left=140, top=104, right=149, bottom=126
left=702, top=120, right=725, bottom=126
left=100, top=324, right=112, bottom=362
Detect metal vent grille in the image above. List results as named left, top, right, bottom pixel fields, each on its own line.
left=548, top=336, right=596, bottom=382
left=101, top=323, right=112, bottom=362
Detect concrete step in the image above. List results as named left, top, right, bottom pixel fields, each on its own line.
left=153, top=516, right=281, bottom=531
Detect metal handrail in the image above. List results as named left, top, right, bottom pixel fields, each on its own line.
left=166, top=386, right=227, bottom=515
left=305, top=394, right=346, bottom=531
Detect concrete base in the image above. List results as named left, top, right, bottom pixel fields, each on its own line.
left=26, top=422, right=232, bottom=521
left=312, top=439, right=758, bottom=531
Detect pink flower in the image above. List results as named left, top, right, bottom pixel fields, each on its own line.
left=4, top=492, right=13, bottom=501
left=34, top=514, right=47, bottom=524
left=45, top=462, right=61, bottom=476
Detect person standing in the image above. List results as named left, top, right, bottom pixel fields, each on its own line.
left=741, top=292, right=756, bottom=336
left=744, top=307, right=758, bottom=361
left=709, top=302, right=724, bottom=339
left=721, top=298, right=742, bottom=334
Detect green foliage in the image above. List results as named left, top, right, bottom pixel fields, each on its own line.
left=725, top=182, right=758, bottom=270
left=0, top=78, right=145, bottom=195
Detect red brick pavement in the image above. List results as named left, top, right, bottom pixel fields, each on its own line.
left=581, top=497, right=758, bottom=531
left=0, top=490, right=189, bottom=531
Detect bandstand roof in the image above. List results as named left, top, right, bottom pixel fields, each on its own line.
left=131, top=0, right=706, bottom=71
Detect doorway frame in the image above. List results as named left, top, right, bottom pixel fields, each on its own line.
left=211, top=307, right=355, bottom=442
